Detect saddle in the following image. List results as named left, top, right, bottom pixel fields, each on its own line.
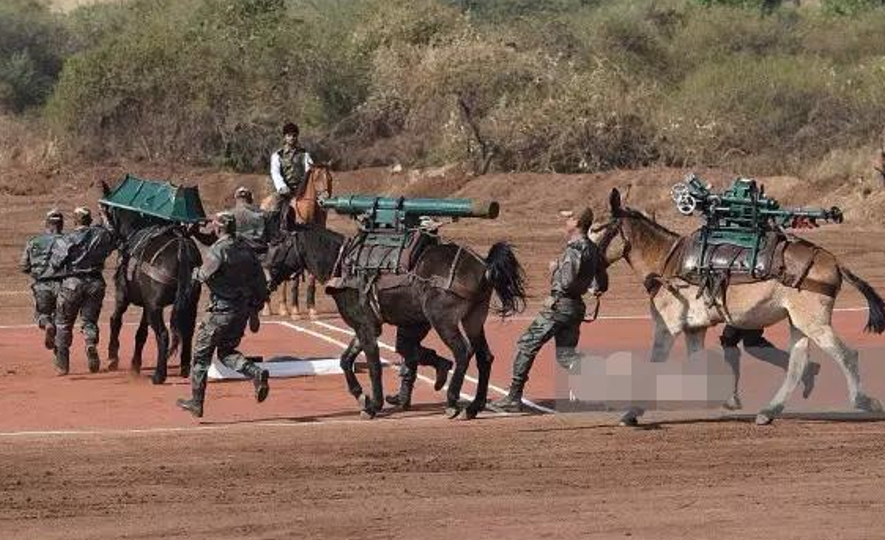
left=660, top=229, right=836, bottom=300
left=121, top=225, right=181, bottom=285
left=328, top=229, right=440, bottom=293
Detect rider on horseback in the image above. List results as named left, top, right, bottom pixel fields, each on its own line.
left=270, top=122, right=313, bottom=202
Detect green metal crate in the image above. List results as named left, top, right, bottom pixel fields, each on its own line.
left=100, top=174, right=206, bottom=224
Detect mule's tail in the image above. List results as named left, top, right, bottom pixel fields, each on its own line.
left=169, top=237, right=202, bottom=358
left=840, top=266, right=885, bottom=334
left=485, top=242, right=527, bottom=318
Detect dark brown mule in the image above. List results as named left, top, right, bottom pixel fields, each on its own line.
left=260, top=164, right=332, bottom=319
left=265, top=224, right=527, bottom=419
left=100, top=182, right=202, bottom=385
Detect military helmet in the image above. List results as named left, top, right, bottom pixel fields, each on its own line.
left=45, top=208, right=63, bottom=223
left=73, top=206, right=93, bottom=226
left=560, top=207, right=594, bottom=233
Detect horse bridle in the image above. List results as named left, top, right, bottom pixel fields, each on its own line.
left=594, top=215, right=632, bottom=265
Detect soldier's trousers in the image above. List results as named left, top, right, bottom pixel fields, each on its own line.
left=395, top=323, right=450, bottom=382
left=190, top=310, right=254, bottom=399
left=55, top=275, right=106, bottom=354
left=510, top=298, right=585, bottom=388
left=31, top=280, right=60, bottom=329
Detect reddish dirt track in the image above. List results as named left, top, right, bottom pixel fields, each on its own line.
left=3, top=311, right=885, bottom=539
left=4, top=165, right=885, bottom=538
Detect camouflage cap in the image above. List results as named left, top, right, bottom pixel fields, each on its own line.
left=560, top=207, right=594, bottom=232
left=46, top=208, right=63, bottom=222
left=282, top=122, right=299, bottom=136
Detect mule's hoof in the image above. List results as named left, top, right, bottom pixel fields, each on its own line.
left=855, top=394, right=883, bottom=413
left=722, top=395, right=743, bottom=411
left=152, top=372, right=167, bottom=385
left=445, top=406, right=461, bottom=419
left=308, top=309, right=318, bottom=321
left=107, top=359, right=119, bottom=372
left=459, top=408, right=479, bottom=421
left=618, top=415, right=639, bottom=427
left=358, top=394, right=377, bottom=418
left=755, top=412, right=775, bottom=425
left=289, top=312, right=301, bottom=321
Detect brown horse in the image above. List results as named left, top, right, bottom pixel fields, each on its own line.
left=260, top=164, right=333, bottom=319
left=593, top=188, right=884, bottom=425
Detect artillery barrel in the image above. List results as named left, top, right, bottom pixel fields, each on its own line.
left=320, top=195, right=500, bottom=219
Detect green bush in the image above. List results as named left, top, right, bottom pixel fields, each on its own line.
left=28, top=0, right=885, bottom=180
left=0, top=0, right=68, bottom=112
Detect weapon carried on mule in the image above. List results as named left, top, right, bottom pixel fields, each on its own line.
left=597, top=186, right=884, bottom=427
left=667, top=174, right=845, bottom=300
left=266, top=194, right=525, bottom=420
left=320, top=195, right=499, bottom=287
left=99, top=175, right=204, bottom=384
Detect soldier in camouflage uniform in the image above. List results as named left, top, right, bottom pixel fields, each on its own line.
left=493, top=208, right=608, bottom=412
left=177, top=212, right=271, bottom=418
left=51, top=207, right=116, bottom=375
left=231, top=186, right=271, bottom=255
left=270, top=122, right=313, bottom=203
left=20, top=209, right=65, bottom=351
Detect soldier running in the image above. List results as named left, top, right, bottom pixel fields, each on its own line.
left=50, top=207, right=116, bottom=375
left=270, top=122, right=313, bottom=203
left=494, top=207, right=608, bottom=412
left=176, top=212, right=271, bottom=418
left=20, top=209, right=66, bottom=351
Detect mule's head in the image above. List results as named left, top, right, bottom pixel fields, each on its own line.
left=589, top=188, right=631, bottom=266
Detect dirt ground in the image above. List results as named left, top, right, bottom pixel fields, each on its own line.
left=2, top=163, right=885, bottom=539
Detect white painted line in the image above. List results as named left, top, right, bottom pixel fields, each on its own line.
left=311, top=319, right=553, bottom=414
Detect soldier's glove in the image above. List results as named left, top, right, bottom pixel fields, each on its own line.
left=543, top=295, right=557, bottom=310
left=190, top=267, right=201, bottom=283
left=277, top=185, right=291, bottom=197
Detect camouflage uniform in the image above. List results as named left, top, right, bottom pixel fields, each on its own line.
left=20, top=222, right=65, bottom=349
left=231, top=201, right=270, bottom=257
left=177, top=219, right=270, bottom=418
left=275, top=145, right=312, bottom=198
left=51, top=218, right=116, bottom=374
left=495, top=235, right=608, bottom=411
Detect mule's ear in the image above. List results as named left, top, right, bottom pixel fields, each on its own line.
left=609, top=188, right=622, bottom=215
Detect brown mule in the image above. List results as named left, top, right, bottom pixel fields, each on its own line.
left=593, top=188, right=884, bottom=426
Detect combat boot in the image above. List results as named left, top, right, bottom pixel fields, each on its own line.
left=53, top=348, right=69, bottom=376
left=491, top=384, right=524, bottom=413
left=44, top=323, right=56, bottom=351
left=176, top=387, right=205, bottom=418
left=86, top=344, right=101, bottom=374
left=176, top=397, right=204, bottom=418
left=243, top=363, right=270, bottom=403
